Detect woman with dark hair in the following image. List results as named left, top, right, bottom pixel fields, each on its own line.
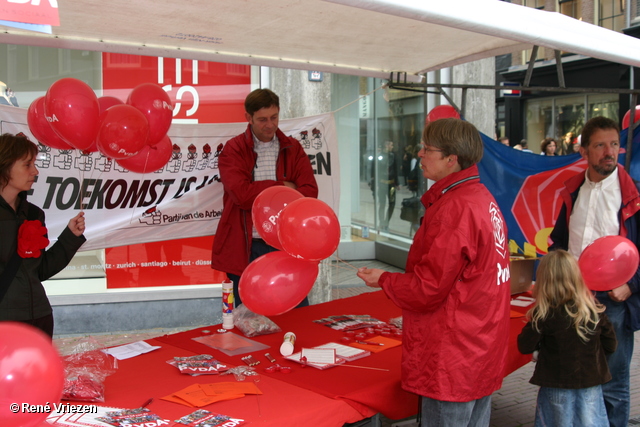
left=540, top=138, right=557, bottom=156
left=0, top=133, right=86, bottom=338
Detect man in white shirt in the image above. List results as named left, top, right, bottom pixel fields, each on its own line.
left=550, top=116, right=640, bottom=427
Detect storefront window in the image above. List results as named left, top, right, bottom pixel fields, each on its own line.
left=525, top=93, right=619, bottom=153
left=555, top=95, right=586, bottom=141
left=560, top=0, right=583, bottom=20
left=525, top=98, right=554, bottom=151
left=599, top=0, right=625, bottom=31
left=347, top=80, right=426, bottom=246
left=588, top=93, right=619, bottom=121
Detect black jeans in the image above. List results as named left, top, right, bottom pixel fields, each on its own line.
left=227, top=239, right=310, bottom=309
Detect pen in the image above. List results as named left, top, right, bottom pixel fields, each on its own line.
left=356, top=340, right=384, bottom=346
left=140, top=398, right=153, bottom=408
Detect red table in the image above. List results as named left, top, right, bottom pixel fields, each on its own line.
left=74, top=290, right=530, bottom=427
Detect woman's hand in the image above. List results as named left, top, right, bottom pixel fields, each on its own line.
left=68, top=212, right=86, bottom=236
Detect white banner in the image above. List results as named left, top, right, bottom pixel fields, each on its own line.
left=0, top=105, right=340, bottom=251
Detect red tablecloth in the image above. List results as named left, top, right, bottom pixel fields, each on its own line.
left=155, top=290, right=532, bottom=420
left=93, top=339, right=366, bottom=427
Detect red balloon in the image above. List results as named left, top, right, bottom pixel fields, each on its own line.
left=127, top=83, right=173, bottom=145
left=116, top=134, right=173, bottom=173
left=27, top=97, right=73, bottom=150
left=97, top=104, right=150, bottom=159
left=278, top=198, right=341, bottom=261
left=44, top=78, right=100, bottom=151
left=622, top=105, right=640, bottom=130
left=0, top=322, right=64, bottom=427
left=426, top=105, right=460, bottom=124
left=239, top=251, right=319, bottom=316
left=84, top=96, right=126, bottom=153
left=98, top=96, right=124, bottom=111
left=578, top=236, right=639, bottom=291
left=252, top=187, right=304, bottom=250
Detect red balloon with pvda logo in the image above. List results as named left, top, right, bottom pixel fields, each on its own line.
left=252, top=186, right=304, bottom=250
left=278, top=197, right=340, bottom=261
left=127, top=83, right=173, bottom=146
left=27, top=96, right=73, bottom=150
left=44, top=77, right=100, bottom=151
left=96, top=104, right=150, bottom=160
left=116, top=134, right=173, bottom=173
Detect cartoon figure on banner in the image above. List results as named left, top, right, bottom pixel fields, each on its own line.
left=94, top=153, right=113, bottom=173
left=74, top=151, right=93, bottom=172
left=196, top=143, right=212, bottom=170
left=182, top=144, right=197, bottom=173
left=139, top=206, right=162, bottom=225
left=165, top=144, right=182, bottom=173
left=53, top=148, right=73, bottom=170
left=210, top=143, right=224, bottom=170
left=299, top=130, right=310, bottom=149
left=36, top=143, right=52, bottom=168
left=311, top=127, right=323, bottom=150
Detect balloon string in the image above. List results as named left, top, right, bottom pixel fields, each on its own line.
left=332, top=84, right=385, bottom=114
left=77, top=149, right=85, bottom=213
left=129, top=149, right=152, bottom=225
left=331, top=255, right=360, bottom=271
left=330, top=255, right=363, bottom=301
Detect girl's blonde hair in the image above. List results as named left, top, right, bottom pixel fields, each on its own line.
left=528, top=250, right=604, bottom=342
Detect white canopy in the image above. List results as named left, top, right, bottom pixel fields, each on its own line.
left=1, top=0, right=639, bottom=82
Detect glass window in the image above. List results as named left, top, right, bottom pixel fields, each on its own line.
left=523, top=0, right=545, bottom=9
left=559, top=0, right=583, bottom=20
left=525, top=93, right=619, bottom=154
left=349, top=82, right=426, bottom=245
left=525, top=98, right=554, bottom=152
left=599, top=0, right=625, bottom=31
left=555, top=94, right=586, bottom=141
left=588, top=93, right=619, bottom=121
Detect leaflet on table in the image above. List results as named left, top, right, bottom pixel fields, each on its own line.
left=510, top=295, right=535, bottom=307
left=103, top=341, right=161, bottom=360
left=175, top=409, right=245, bottom=427
left=313, top=314, right=387, bottom=331
left=45, top=406, right=139, bottom=427
left=285, top=342, right=370, bottom=369
left=166, top=354, right=230, bottom=375
left=96, top=408, right=168, bottom=426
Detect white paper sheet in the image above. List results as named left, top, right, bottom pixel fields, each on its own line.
left=103, top=341, right=161, bottom=360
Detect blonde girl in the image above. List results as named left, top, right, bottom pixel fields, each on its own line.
left=518, top=250, right=617, bottom=427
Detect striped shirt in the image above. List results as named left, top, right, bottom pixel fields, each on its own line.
left=253, top=132, right=279, bottom=182
left=252, top=131, right=279, bottom=238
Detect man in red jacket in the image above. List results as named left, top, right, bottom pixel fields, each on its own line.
left=358, top=119, right=511, bottom=427
left=211, top=89, right=318, bottom=306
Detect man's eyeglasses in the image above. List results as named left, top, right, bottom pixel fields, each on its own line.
left=419, top=144, right=443, bottom=153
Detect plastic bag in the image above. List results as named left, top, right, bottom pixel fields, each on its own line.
left=389, top=316, right=403, bottom=329
left=233, top=304, right=282, bottom=337
left=60, top=337, right=118, bottom=402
